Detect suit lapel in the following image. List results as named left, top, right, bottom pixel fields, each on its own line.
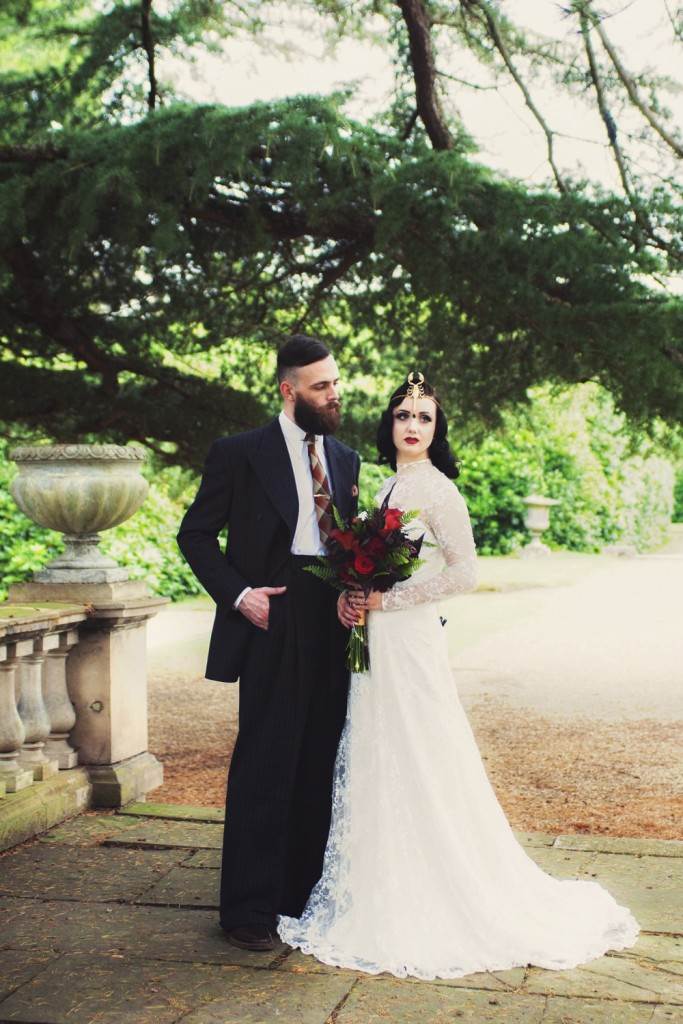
left=324, top=436, right=353, bottom=522
left=249, top=419, right=298, bottom=539
left=248, top=421, right=354, bottom=538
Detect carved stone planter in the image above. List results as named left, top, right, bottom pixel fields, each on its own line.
left=9, top=445, right=149, bottom=584
left=520, top=493, right=560, bottom=557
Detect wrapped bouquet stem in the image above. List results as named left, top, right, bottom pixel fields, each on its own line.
left=347, top=601, right=368, bottom=673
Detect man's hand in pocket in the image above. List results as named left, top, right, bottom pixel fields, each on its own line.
left=238, top=587, right=287, bottom=630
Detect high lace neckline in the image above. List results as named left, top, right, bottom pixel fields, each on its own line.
left=396, top=459, right=432, bottom=474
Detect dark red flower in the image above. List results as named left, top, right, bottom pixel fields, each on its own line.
left=364, top=536, right=387, bottom=559
left=353, top=552, right=376, bottom=575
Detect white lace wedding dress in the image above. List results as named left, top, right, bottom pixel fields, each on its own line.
left=278, top=459, right=639, bottom=980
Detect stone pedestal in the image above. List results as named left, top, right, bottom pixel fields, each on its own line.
left=8, top=581, right=167, bottom=808
left=9, top=579, right=149, bottom=605
left=86, top=753, right=164, bottom=808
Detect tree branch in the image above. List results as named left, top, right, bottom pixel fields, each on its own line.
left=584, top=1, right=683, bottom=158
left=396, top=0, right=455, bottom=151
left=662, top=0, right=683, bottom=45
left=4, top=243, right=200, bottom=396
left=5, top=244, right=122, bottom=391
left=292, top=239, right=369, bottom=330
left=436, top=71, right=500, bottom=92
left=662, top=344, right=683, bottom=366
left=0, top=143, right=67, bottom=163
left=401, top=108, right=419, bottom=141
left=140, top=0, right=157, bottom=111
left=192, top=190, right=374, bottom=246
left=578, top=12, right=651, bottom=246
left=468, top=0, right=568, bottom=194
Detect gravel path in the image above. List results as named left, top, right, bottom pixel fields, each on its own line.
left=147, top=537, right=683, bottom=839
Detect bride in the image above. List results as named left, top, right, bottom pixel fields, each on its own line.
left=277, top=373, right=639, bottom=981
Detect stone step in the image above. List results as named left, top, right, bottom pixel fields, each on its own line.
left=117, top=800, right=224, bottom=823
left=0, top=767, right=91, bottom=853
left=103, top=817, right=224, bottom=850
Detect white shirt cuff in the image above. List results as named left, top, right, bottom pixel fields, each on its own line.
left=233, top=586, right=252, bottom=610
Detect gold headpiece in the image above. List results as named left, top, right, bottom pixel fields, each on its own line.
left=396, top=372, right=440, bottom=414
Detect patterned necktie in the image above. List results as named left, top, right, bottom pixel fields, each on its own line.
left=305, top=433, right=334, bottom=544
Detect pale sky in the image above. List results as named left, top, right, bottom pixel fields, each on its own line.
left=162, top=0, right=682, bottom=195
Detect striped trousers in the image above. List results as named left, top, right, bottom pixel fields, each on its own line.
left=219, top=555, right=350, bottom=930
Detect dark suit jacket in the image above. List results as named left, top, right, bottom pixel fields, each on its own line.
left=176, top=417, right=361, bottom=682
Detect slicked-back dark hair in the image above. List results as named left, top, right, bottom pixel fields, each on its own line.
left=277, top=334, right=331, bottom=383
left=376, top=378, right=461, bottom=478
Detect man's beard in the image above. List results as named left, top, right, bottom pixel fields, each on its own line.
left=293, top=394, right=342, bottom=436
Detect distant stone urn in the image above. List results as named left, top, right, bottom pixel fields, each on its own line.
left=9, top=445, right=149, bottom=583
left=520, top=493, right=560, bottom=557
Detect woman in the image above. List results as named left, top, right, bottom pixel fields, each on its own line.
left=277, top=373, right=639, bottom=980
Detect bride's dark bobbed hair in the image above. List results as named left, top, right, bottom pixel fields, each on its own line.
left=376, top=377, right=461, bottom=478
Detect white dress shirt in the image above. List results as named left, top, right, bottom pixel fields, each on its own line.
left=279, top=409, right=333, bottom=556
left=233, top=410, right=334, bottom=609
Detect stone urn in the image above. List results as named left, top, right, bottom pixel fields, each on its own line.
left=9, top=445, right=149, bottom=583
left=520, top=493, right=560, bottom=557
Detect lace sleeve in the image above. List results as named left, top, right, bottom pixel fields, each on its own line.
left=381, top=479, right=477, bottom=610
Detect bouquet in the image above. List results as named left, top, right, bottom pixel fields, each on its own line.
left=306, top=486, right=425, bottom=672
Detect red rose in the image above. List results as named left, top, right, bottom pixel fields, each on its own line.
left=353, top=552, right=376, bottom=575
left=364, top=536, right=387, bottom=559
left=383, top=508, right=403, bottom=531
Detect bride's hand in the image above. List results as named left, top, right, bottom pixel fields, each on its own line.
left=338, top=590, right=363, bottom=627
left=364, top=590, right=383, bottom=611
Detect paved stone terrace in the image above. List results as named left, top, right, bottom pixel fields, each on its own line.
left=0, top=803, right=682, bottom=1023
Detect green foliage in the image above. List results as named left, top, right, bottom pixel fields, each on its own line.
left=359, top=462, right=392, bottom=499
left=1, top=95, right=681, bottom=465
left=400, top=510, right=419, bottom=524
left=100, top=481, right=204, bottom=601
left=303, top=562, right=342, bottom=588
left=0, top=0, right=681, bottom=471
left=0, top=448, right=64, bottom=601
left=0, top=0, right=264, bottom=135
left=457, top=435, right=533, bottom=555
left=456, top=384, right=675, bottom=554
left=674, top=467, right=683, bottom=523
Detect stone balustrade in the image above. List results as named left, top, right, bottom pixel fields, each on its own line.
left=0, top=605, right=87, bottom=799
left=0, top=595, right=166, bottom=850
left=1, top=443, right=167, bottom=851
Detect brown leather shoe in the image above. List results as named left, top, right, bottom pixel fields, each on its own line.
left=224, top=924, right=276, bottom=951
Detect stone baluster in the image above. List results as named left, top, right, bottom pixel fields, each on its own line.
left=0, top=641, right=35, bottom=793
left=17, top=634, right=60, bottom=781
left=44, top=629, right=80, bottom=769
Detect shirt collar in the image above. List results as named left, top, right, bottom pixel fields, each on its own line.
left=278, top=409, right=322, bottom=447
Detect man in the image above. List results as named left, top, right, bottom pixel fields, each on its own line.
left=177, top=335, right=361, bottom=952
